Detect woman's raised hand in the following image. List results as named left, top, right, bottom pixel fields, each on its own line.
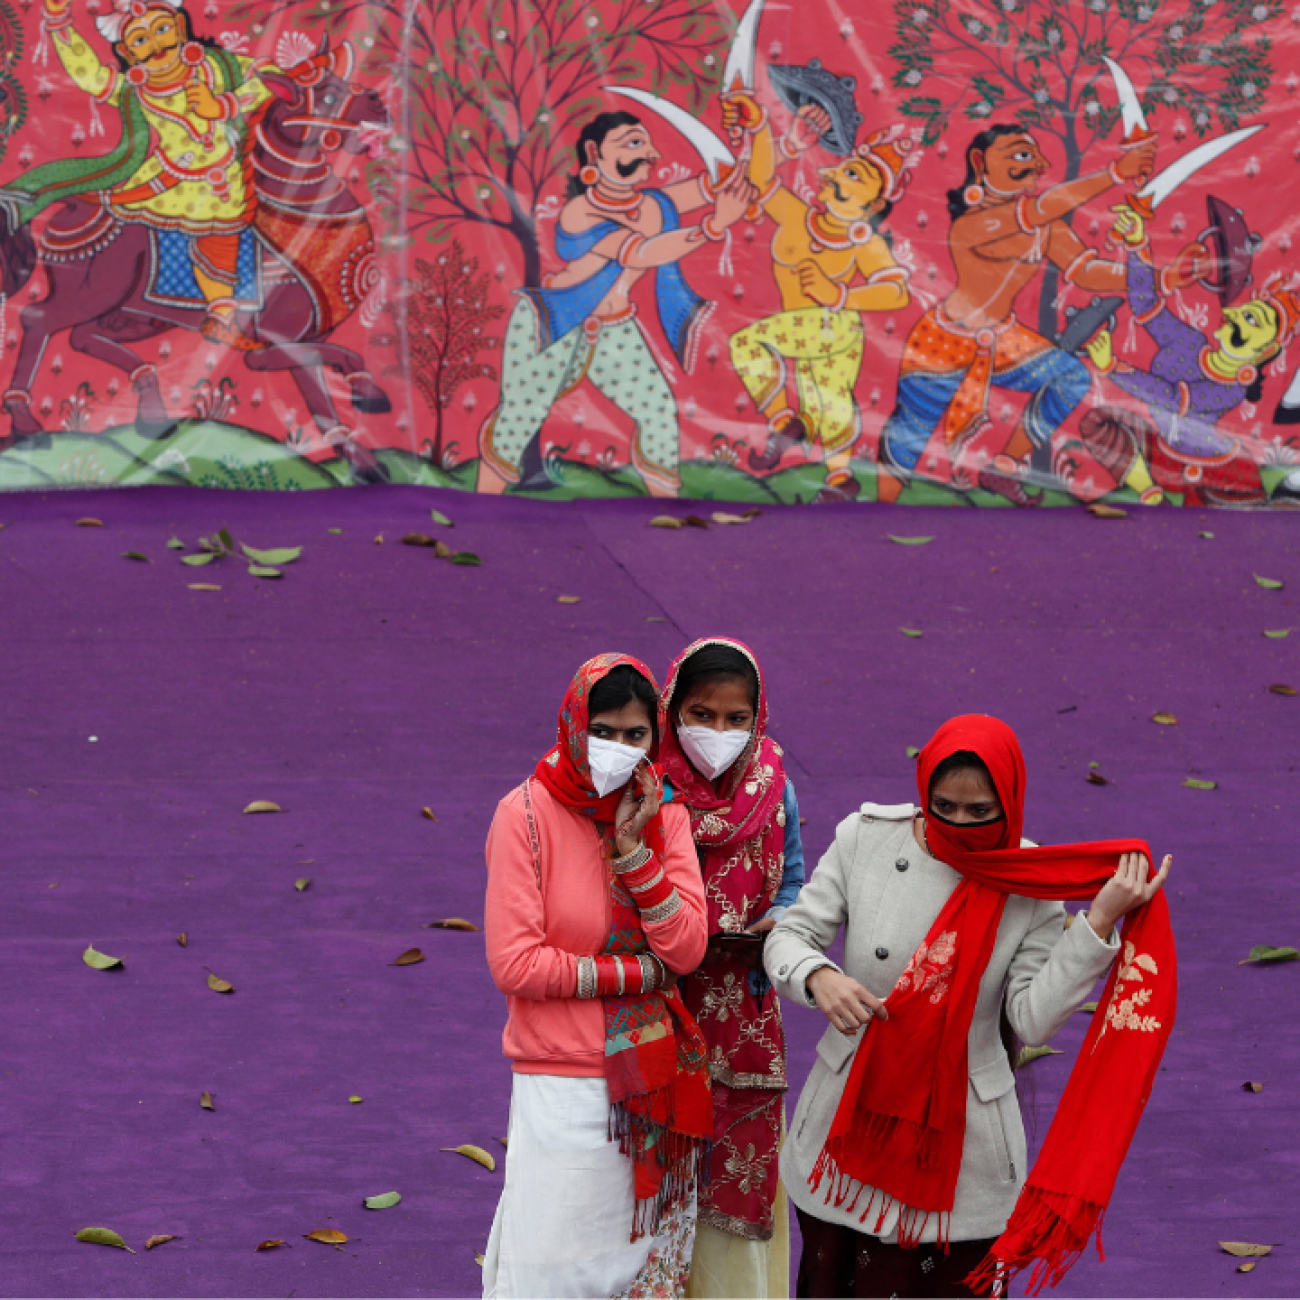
left=1086, top=851, right=1172, bottom=939
left=806, top=966, right=889, bottom=1036
left=614, top=762, right=661, bottom=857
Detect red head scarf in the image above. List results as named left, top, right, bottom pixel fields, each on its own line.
left=815, top=714, right=1177, bottom=1296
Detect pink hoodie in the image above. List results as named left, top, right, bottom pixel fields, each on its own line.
left=484, top=780, right=708, bottom=1077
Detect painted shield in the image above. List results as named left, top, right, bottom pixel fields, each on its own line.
left=766, top=59, right=862, bottom=155
left=1200, top=194, right=1262, bottom=306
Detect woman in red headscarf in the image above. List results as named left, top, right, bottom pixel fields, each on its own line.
left=658, top=638, right=806, bottom=1300
left=482, top=654, right=712, bottom=1299
left=765, top=714, right=1174, bottom=1298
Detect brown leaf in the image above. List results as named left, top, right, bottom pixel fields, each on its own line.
left=242, top=800, right=282, bottom=814
left=304, top=1229, right=349, bottom=1245
left=373, top=533, right=384, bottom=545
left=1219, top=1242, right=1272, bottom=1258
left=187, top=583, right=222, bottom=591
left=430, top=539, right=453, bottom=559
left=1086, top=771, right=1108, bottom=785
left=740, top=508, right=762, bottom=520
left=649, top=515, right=683, bottom=529
left=1151, top=712, right=1177, bottom=726
left=1238, top=1261, right=1256, bottom=1273
left=683, top=515, right=710, bottom=528
left=441, top=1143, right=496, bottom=1171
left=177, top=932, right=188, bottom=947
left=1087, top=503, right=1127, bottom=519
left=144, top=1234, right=177, bottom=1250
left=1269, top=683, right=1297, bottom=696
left=393, top=948, right=426, bottom=965
left=556, top=594, right=582, bottom=603
left=474, top=1250, right=486, bottom=1266
left=421, top=807, right=439, bottom=821
left=207, top=972, right=234, bottom=994
left=200, top=1091, right=215, bottom=1111
left=75, top=517, right=105, bottom=527
left=402, top=532, right=436, bottom=547
left=1242, top=1081, right=1264, bottom=1093
left=256, top=1239, right=287, bottom=1251
left=711, top=511, right=753, bottom=525
left=423, top=918, right=480, bottom=931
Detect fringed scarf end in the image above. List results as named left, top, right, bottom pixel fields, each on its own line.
left=964, top=1189, right=1107, bottom=1297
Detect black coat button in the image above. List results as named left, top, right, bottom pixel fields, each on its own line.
left=895, top=858, right=909, bottom=872
left=875, top=947, right=889, bottom=960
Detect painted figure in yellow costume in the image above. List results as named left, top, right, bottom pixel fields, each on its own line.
left=722, top=88, right=916, bottom=501
left=39, top=0, right=276, bottom=347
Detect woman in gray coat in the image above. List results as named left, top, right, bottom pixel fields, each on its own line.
left=765, top=718, right=1170, bottom=1297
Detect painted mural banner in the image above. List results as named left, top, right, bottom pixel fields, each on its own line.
left=0, top=0, right=1298, bottom=508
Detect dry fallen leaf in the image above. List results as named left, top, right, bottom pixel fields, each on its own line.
left=557, top=594, right=582, bottom=604
left=402, top=532, right=436, bottom=547
left=421, top=807, right=439, bottom=821
left=1238, top=1261, right=1256, bottom=1273
left=1269, top=683, right=1297, bottom=696
left=905, top=746, right=921, bottom=759
left=1016, top=1045, right=1063, bottom=1070
left=442, top=1143, right=496, bottom=1171
left=1242, top=1081, right=1264, bottom=1093
left=1087, top=503, right=1127, bottom=518
left=256, top=1239, right=286, bottom=1251
left=683, top=514, right=710, bottom=528
left=649, top=515, right=684, bottom=529
left=200, top=1091, right=215, bottom=1111
left=1219, top=1242, right=1272, bottom=1258
left=144, top=1234, right=177, bottom=1250
left=1183, top=777, right=1217, bottom=790
left=304, top=1229, right=349, bottom=1245
left=373, top=534, right=384, bottom=545
left=75, top=517, right=105, bottom=527
left=187, top=583, right=222, bottom=591
left=1151, top=712, right=1177, bottom=725
left=207, top=972, right=235, bottom=994
left=349, top=1095, right=363, bottom=1104
left=363, top=1191, right=402, bottom=1210
left=475, top=1250, right=486, bottom=1265
left=900, top=628, right=923, bottom=638
left=711, top=511, right=754, bottom=525
left=177, top=932, right=188, bottom=948
left=295, top=878, right=311, bottom=892
left=393, top=948, right=426, bottom=966
left=83, top=944, right=123, bottom=971
left=1253, top=574, right=1285, bottom=590
left=75, top=1227, right=135, bottom=1252
left=887, top=535, right=935, bottom=546
left=1078, top=1001, right=1100, bottom=1014
left=1086, top=771, right=1108, bottom=786
left=242, top=800, right=282, bottom=814
left=424, top=918, right=480, bottom=931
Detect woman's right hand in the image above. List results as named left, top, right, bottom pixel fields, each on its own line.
left=807, top=966, right=889, bottom=1036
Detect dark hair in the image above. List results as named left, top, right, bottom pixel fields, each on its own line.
left=668, top=644, right=759, bottom=719
left=946, top=124, right=1027, bottom=220
left=928, top=749, right=995, bottom=793
left=588, top=664, right=659, bottom=743
left=566, top=111, right=642, bottom=199
left=1245, top=370, right=1266, bottom=404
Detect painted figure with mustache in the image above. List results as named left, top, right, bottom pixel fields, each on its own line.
left=878, top=125, right=1157, bottom=504
left=477, top=110, right=756, bottom=498
left=1076, top=203, right=1300, bottom=508
left=27, top=0, right=280, bottom=349
left=721, top=94, right=915, bottom=503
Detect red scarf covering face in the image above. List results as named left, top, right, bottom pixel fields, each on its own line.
left=532, top=653, right=712, bottom=1240
left=659, top=638, right=789, bottom=1237
left=814, top=714, right=1177, bottom=1296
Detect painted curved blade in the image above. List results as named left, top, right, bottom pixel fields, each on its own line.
left=723, top=0, right=767, bottom=92
left=1103, top=57, right=1147, bottom=139
left=608, top=86, right=736, bottom=184
left=1137, top=125, right=1265, bottom=210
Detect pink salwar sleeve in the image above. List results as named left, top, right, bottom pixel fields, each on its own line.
left=643, top=804, right=708, bottom=974
left=484, top=792, right=579, bottom=1001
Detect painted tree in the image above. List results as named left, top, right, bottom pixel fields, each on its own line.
left=389, top=242, right=505, bottom=467
left=889, top=0, right=1279, bottom=334
left=235, top=0, right=731, bottom=286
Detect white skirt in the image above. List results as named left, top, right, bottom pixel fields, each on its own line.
left=482, top=1073, right=697, bottom=1299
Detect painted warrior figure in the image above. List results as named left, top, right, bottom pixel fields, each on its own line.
left=722, top=61, right=914, bottom=503
left=878, top=125, right=1157, bottom=504
left=2, top=0, right=278, bottom=350
left=476, top=111, right=756, bottom=498
left=1079, top=203, right=1300, bottom=508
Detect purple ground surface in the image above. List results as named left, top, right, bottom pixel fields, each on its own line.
left=1, top=485, right=1297, bottom=1300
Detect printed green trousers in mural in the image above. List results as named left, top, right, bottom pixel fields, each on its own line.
left=479, top=297, right=680, bottom=492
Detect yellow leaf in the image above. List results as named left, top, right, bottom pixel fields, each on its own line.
left=393, top=948, right=426, bottom=966
left=557, top=594, right=582, bottom=603
left=441, top=1143, right=496, bottom=1171
left=256, top=1239, right=286, bottom=1251
left=421, top=807, right=439, bottom=821
left=475, top=1250, right=486, bottom=1266
left=424, top=918, right=480, bottom=931
left=349, top=1095, right=363, bottom=1104
left=242, top=800, right=282, bottom=814
left=75, top=1227, right=135, bottom=1252
left=1151, top=712, right=1177, bottom=725
left=1219, top=1242, right=1272, bottom=1258
left=649, top=515, right=683, bottom=529
left=373, top=533, right=384, bottom=544
left=304, top=1229, right=349, bottom=1244
left=711, top=511, right=753, bottom=525
left=177, top=932, right=188, bottom=947
left=75, top=517, right=105, bottom=527
left=295, top=878, right=311, bottom=892
left=200, top=1091, right=214, bottom=1111
left=83, top=944, right=123, bottom=970
left=1087, top=503, right=1127, bottom=518
left=1238, top=1261, right=1256, bottom=1273
left=207, top=972, right=234, bottom=994
left=187, top=583, right=222, bottom=591
left=1078, top=1001, right=1100, bottom=1013
left=1269, top=683, right=1297, bottom=696
left=144, top=1234, right=177, bottom=1250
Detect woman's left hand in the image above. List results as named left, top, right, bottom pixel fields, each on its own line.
left=1086, top=851, right=1172, bottom=939
left=614, top=762, right=661, bottom=857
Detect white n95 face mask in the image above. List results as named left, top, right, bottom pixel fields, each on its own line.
left=587, top=736, right=646, bottom=797
left=678, top=719, right=750, bottom=780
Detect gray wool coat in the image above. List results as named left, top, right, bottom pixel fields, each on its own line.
left=764, top=802, right=1120, bottom=1243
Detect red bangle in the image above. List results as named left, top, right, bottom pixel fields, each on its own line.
left=620, top=856, right=675, bottom=911
left=591, top=954, right=653, bottom=997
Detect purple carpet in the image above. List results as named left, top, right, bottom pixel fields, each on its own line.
left=2, top=485, right=1296, bottom=1298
